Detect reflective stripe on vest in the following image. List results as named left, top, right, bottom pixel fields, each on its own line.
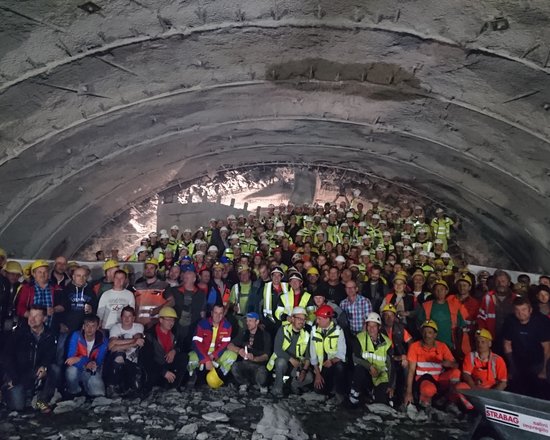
left=276, top=290, right=312, bottom=321
left=312, top=323, right=340, bottom=371
left=416, top=361, right=443, bottom=376
left=470, top=352, right=497, bottom=379
left=266, top=326, right=309, bottom=371
left=263, top=282, right=288, bottom=319
left=358, top=331, right=391, bottom=386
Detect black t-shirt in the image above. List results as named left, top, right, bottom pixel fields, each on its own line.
left=319, top=281, right=347, bottom=305
left=231, top=327, right=272, bottom=360
left=502, top=312, right=550, bottom=366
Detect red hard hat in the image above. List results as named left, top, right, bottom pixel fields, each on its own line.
left=315, top=305, right=334, bottom=318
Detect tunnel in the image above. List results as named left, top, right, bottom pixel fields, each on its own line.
left=1, top=0, right=550, bottom=273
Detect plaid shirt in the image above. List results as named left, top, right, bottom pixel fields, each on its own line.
left=340, top=294, right=372, bottom=334
left=33, top=283, right=53, bottom=327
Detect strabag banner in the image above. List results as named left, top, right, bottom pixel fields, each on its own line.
left=486, top=405, right=550, bottom=437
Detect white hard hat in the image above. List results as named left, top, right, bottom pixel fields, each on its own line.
left=366, top=312, right=382, bottom=325
left=335, top=255, right=346, bottom=263
left=208, top=245, right=218, bottom=252
left=291, top=307, right=307, bottom=316
left=170, top=225, right=179, bottom=230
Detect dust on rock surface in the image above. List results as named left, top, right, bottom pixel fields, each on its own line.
left=0, top=385, right=469, bottom=440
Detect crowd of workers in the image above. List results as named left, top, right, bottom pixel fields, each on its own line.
left=1, top=200, right=549, bottom=417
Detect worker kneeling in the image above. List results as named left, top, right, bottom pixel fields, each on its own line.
left=188, top=304, right=237, bottom=388
left=310, top=305, right=347, bottom=401
left=349, top=312, right=394, bottom=406
left=267, top=307, right=313, bottom=397
left=456, top=329, right=507, bottom=410
left=405, top=320, right=461, bottom=408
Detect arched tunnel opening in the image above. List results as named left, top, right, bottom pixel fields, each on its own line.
left=1, top=1, right=550, bottom=272
left=1, top=1, right=550, bottom=436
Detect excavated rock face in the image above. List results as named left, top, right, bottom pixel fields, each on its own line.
left=1, top=1, right=549, bottom=272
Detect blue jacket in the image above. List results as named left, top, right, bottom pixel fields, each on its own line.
left=67, top=329, right=108, bottom=370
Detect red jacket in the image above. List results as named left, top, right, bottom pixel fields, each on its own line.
left=15, top=282, right=61, bottom=318
left=477, top=291, right=518, bottom=339
left=192, top=317, right=232, bottom=363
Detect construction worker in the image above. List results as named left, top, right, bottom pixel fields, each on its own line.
left=275, top=272, right=314, bottom=326
left=417, top=280, right=467, bottom=353
left=405, top=320, right=460, bottom=408
left=380, top=273, right=415, bottom=329
left=454, top=273, right=479, bottom=356
left=381, top=304, right=413, bottom=407
left=187, top=304, right=237, bottom=387
left=260, top=267, right=289, bottom=337
left=456, top=329, right=507, bottom=410
left=430, top=208, right=457, bottom=251
left=229, top=265, right=254, bottom=329
left=267, top=307, right=312, bottom=397
left=349, top=312, right=394, bottom=406
left=92, top=259, right=120, bottom=297
left=310, top=305, right=347, bottom=401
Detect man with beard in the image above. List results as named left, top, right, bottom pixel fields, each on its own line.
left=227, top=312, right=271, bottom=392
left=362, top=265, right=388, bottom=312
left=319, top=267, right=346, bottom=305
left=477, top=270, right=519, bottom=355
left=134, top=258, right=169, bottom=290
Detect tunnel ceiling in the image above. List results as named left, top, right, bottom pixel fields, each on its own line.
left=1, top=0, right=550, bottom=272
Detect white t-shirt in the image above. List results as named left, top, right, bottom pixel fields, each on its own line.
left=109, top=322, right=144, bottom=363
left=97, top=289, right=135, bottom=330
left=86, top=339, right=94, bottom=356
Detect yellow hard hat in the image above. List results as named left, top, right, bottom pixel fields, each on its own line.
left=206, top=368, right=224, bottom=389
left=421, top=320, right=439, bottom=332
left=31, top=259, right=50, bottom=272
left=381, top=304, right=398, bottom=315
left=433, top=279, right=449, bottom=289
left=0, top=248, right=6, bottom=258
left=307, top=267, right=320, bottom=276
left=102, top=259, right=119, bottom=272
left=158, top=306, right=178, bottom=319
left=67, top=261, right=79, bottom=269
left=145, top=258, right=159, bottom=267
left=393, top=274, right=408, bottom=284
left=476, top=328, right=493, bottom=341
left=457, top=274, right=472, bottom=286
left=4, top=261, right=23, bottom=275
left=23, top=263, right=33, bottom=278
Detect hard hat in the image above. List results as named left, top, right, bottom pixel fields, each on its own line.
left=291, top=253, right=302, bottom=262
left=320, top=218, right=328, bottom=224
left=103, top=259, right=119, bottom=272
left=220, top=226, right=228, bottom=232
left=358, top=222, right=367, bottom=227
left=275, top=221, right=285, bottom=227
left=213, top=262, right=224, bottom=270
left=238, top=265, right=250, bottom=273
left=393, top=274, right=407, bottom=284
left=4, top=261, right=23, bottom=275
left=366, top=312, right=382, bottom=325
left=158, top=306, right=178, bottom=319
left=434, top=239, right=443, bottom=245
left=335, top=255, right=346, bottom=263
left=476, top=328, right=493, bottom=341
left=135, top=246, right=147, bottom=255
left=149, top=232, right=158, bottom=238
left=436, top=208, right=444, bottom=214
left=206, top=369, right=224, bottom=389
left=23, top=263, right=33, bottom=278
left=288, top=272, right=303, bottom=282
left=170, top=225, right=179, bottom=230
left=194, top=250, right=205, bottom=257
left=160, top=233, right=169, bottom=240
left=229, top=234, right=240, bottom=240
left=307, top=267, right=320, bottom=276
left=346, top=212, right=354, bottom=218
left=441, top=252, right=451, bottom=259
left=412, top=269, right=426, bottom=281
left=381, top=304, right=397, bottom=315
left=144, top=258, right=159, bottom=267
left=31, top=259, right=50, bottom=272
left=433, top=279, right=449, bottom=289
left=291, top=306, right=307, bottom=316
left=457, top=274, right=472, bottom=286
left=360, top=250, right=370, bottom=257
left=315, top=305, right=334, bottom=318
left=183, top=228, right=192, bottom=234
left=68, top=261, right=79, bottom=269
left=421, top=320, right=438, bottom=332
left=0, top=248, right=6, bottom=258
left=372, top=214, right=381, bottom=220
left=208, top=245, right=218, bottom=253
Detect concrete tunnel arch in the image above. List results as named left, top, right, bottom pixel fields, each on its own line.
left=0, top=1, right=550, bottom=272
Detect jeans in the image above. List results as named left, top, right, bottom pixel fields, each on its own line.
left=232, top=361, right=269, bottom=387
left=65, top=366, right=105, bottom=396
left=4, top=364, right=60, bottom=410
left=272, top=357, right=313, bottom=393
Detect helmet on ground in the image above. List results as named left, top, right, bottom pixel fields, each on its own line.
left=206, top=368, right=224, bottom=389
